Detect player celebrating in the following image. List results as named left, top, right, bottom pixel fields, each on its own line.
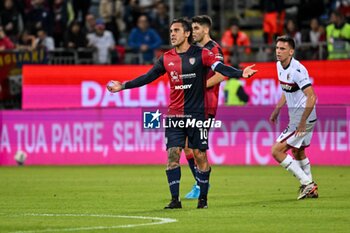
left=270, top=36, right=318, bottom=200
left=107, top=18, right=257, bottom=209
left=183, top=15, right=226, bottom=199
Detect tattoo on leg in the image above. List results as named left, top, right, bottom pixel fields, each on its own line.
left=167, top=147, right=181, bottom=168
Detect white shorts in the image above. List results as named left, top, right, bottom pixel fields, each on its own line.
left=276, top=121, right=316, bottom=148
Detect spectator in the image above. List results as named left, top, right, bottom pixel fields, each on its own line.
left=25, top=0, right=53, bottom=36
left=335, top=0, right=350, bottom=21
left=221, top=18, right=251, bottom=66
left=123, top=0, right=160, bottom=32
left=0, top=26, right=16, bottom=50
left=123, top=0, right=143, bottom=32
left=87, top=19, right=115, bottom=64
left=89, top=0, right=100, bottom=17
left=297, top=0, right=326, bottom=25
left=99, top=0, right=125, bottom=44
left=0, top=0, right=24, bottom=42
left=22, top=0, right=37, bottom=14
left=35, top=28, right=55, bottom=51
left=181, top=0, right=207, bottom=18
left=285, top=19, right=302, bottom=45
left=260, top=0, right=285, bottom=45
left=84, top=13, right=96, bottom=34
left=51, top=0, right=74, bottom=47
left=326, top=10, right=350, bottom=59
left=16, top=30, right=37, bottom=50
left=128, top=14, right=162, bottom=64
left=137, top=0, right=161, bottom=15
left=302, top=18, right=326, bottom=59
left=72, top=0, right=91, bottom=24
left=64, top=20, right=87, bottom=49
left=150, top=1, right=169, bottom=45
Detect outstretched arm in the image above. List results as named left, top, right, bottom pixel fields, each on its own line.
left=107, top=57, right=166, bottom=93
left=107, top=67, right=163, bottom=92
left=212, top=62, right=257, bottom=79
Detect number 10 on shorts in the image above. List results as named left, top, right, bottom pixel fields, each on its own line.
left=199, top=128, right=208, bottom=140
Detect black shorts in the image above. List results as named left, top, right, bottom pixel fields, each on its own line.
left=165, top=116, right=209, bottom=150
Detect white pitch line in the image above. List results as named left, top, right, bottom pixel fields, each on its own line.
left=5, top=213, right=177, bottom=233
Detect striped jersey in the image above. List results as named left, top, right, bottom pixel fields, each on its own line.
left=158, top=45, right=219, bottom=116
left=203, top=40, right=224, bottom=117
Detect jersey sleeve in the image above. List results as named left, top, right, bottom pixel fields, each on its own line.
left=124, top=55, right=166, bottom=89
left=293, top=67, right=312, bottom=90
left=202, top=48, right=219, bottom=67
left=211, top=46, right=224, bottom=62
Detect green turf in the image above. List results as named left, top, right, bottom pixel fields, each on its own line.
left=0, top=165, right=349, bottom=233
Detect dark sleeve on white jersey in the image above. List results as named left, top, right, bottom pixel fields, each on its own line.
left=293, top=68, right=311, bottom=90
left=124, top=56, right=166, bottom=89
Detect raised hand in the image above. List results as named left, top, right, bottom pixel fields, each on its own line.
left=242, top=64, right=258, bottom=79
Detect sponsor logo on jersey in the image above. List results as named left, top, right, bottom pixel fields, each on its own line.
left=175, top=84, right=192, bottom=90
left=280, top=82, right=300, bottom=92
left=281, top=83, right=293, bottom=91
left=180, top=73, right=196, bottom=79
left=168, top=62, right=174, bottom=66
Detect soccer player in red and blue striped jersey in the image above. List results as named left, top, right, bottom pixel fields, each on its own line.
left=184, top=15, right=227, bottom=199
left=107, top=18, right=257, bottom=209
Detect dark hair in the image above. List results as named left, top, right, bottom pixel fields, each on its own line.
left=276, top=35, right=295, bottom=49
left=229, top=17, right=240, bottom=27
left=171, top=18, right=193, bottom=43
left=331, top=10, right=343, bottom=18
left=191, top=15, right=212, bottom=28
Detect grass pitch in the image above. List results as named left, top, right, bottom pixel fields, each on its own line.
left=0, top=165, right=349, bottom=233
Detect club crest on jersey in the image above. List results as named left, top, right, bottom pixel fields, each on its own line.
left=287, top=74, right=291, bottom=80
left=189, top=57, right=196, bottom=65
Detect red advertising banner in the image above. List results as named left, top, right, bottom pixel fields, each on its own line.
left=22, top=60, right=350, bottom=109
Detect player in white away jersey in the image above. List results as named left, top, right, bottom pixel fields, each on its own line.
left=270, top=36, right=318, bottom=200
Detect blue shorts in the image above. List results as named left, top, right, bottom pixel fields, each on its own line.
left=165, top=116, right=209, bottom=150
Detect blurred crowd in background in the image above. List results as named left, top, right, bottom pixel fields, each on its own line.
left=0, top=0, right=349, bottom=65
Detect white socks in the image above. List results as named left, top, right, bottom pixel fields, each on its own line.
left=297, top=158, right=313, bottom=181
left=280, top=154, right=311, bottom=185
